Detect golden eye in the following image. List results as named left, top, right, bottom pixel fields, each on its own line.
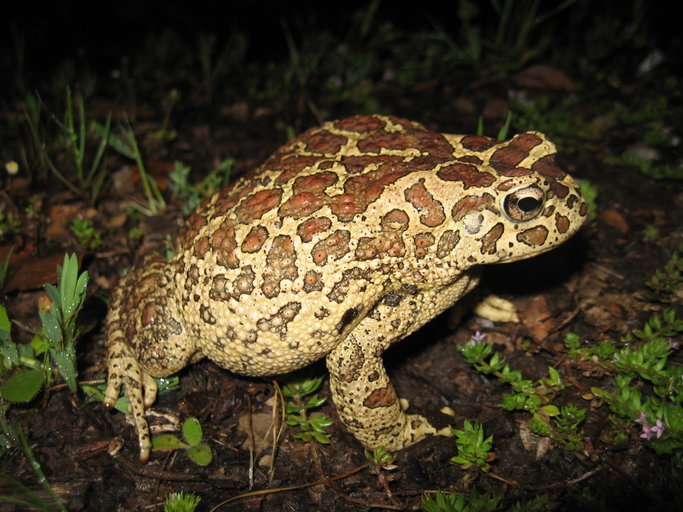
left=503, top=186, right=544, bottom=221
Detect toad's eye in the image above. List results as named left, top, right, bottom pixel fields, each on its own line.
left=503, top=186, right=545, bottom=221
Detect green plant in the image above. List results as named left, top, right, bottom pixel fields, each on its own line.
left=0, top=207, right=21, bottom=243
left=0, top=424, right=68, bottom=511
left=593, top=310, right=683, bottom=455
left=460, top=333, right=564, bottom=436
left=20, top=88, right=111, bottom=203
left=163, top=491, right=201, bottom=512
left=169, top=158, right=233, bottom=214
left=510, top=95, right=591, bottom=144
left=1, top=253, right=88, bottom=398
left=282, top=375, right=333, bottom=444
left=422, top=488, right=500, bottom=512
left=606, top=153, right=683, bottom=181
left=94, top=121, right=166, bottom=214
left=152, top=417, right=213, bottom=466
left=69, top=217, right=101, bottom=249
left=461, top=332, right=588, bottom=449
left=0, top=247, right=13, bottom=291
left=644, top=241, right=683, bottom=303
left=578, top=180, right=598, bottom=225
left=451, top=420, right=494, bottom=472
left=507, top=494, right=556, bottom=512
left=0, top=255, right=85, bottom=512
left=365, top=445, right=398, bottom=471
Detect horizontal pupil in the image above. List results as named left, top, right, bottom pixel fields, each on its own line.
left=518, top=196, right=539, bottom=212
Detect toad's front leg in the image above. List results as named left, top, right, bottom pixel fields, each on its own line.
left=326, top=333, right=442, bottom=451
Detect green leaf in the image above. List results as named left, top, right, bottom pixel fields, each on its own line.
left=310, top=430, right=331, bottom=444
left=152, top=434, right=188, bottom=451
left=30, top=334, right=49, bottom=356
left=540, top=404, right=560, bottom=416
left=187, top=444, right=213, bottom=466
left=0, top=369, right=44, bottom=402
left=49, top=347, right=77, bottom=391
left=0, top=304, right=10, bottom=332
left=182, top=417, right=203, bottom=446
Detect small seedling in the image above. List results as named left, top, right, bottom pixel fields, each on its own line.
left=152, top=417, right=213, bottom=466
left=422, top=488, right=500, bottom=512
left=69, top=217, right=101, bottom=249
left=95, top=121, right=166, bottom=214
left=644, top=241, right=683, bottom=303
left=364, top=445, right=398, bottom=471
left=0, top=207, right=21, bottom=243
left=451, top=420, right=494, bottom=472
left=282, top=375, right=334, bottom=444
left=164, top=491, right=201, bottom=512
left=20, top=88, right=111, bottom=203
left=169, top=158, right=233, bottom=214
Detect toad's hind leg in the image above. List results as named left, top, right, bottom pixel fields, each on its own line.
left=102, top=258, right=197, bottom=462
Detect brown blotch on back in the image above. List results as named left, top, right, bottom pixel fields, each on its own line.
left=311, top=229, right=351, bottom=266
left=211, top=218, right=239, bottom=269
left=328, top=267, right=372, bottom=303
left=329, top=168, right=409, bottom=221
left=341, top=154, right=403, bottom=174
left=269, top=154, right=321, bottom=185
left=193, top=236, right=210, bottom=259
left=510, top=132, right=543, bottom=152
left=335, top=115, right=386, bottom=133
left=381, top=209, right=410, bottom=231
left=213, top=180, right=256, bottom=216
left=241, top=225, right=269, bottom=253
left=233, top=265, right=256, bottom=298
left=436, top=230, right=460, bottom=258
left=460, top=135, right=498, bottom=152
left=256, top=301, right=302, bottom=340
left=262, top=235, right=298, bottom=298
left=500, top=167, right=533, bottom=178
left=480, top=223, right=505, bottom=254
left=303, top=270, right=324, bottom=293
left=179, top=211, right=208, bottom=251
left=413, top=233, right=435, bottom=259
left=235, top=188, right=283, bottom=224
left=278, top=171, right=337, bottom=219
left=437, top=163, right=495, bottom=189
left=209, top=274, right=231, bottom=301
left=200, top=304, right=216, bottom=325
left=357, top=131, right=416, bottom=153
left=297, top=217, right=332, bottom=243
left=404, top=180, right=446, bottom=227
left=304, top=130, right=348, bottom=153
left=517, top=226, right=549, bottom=246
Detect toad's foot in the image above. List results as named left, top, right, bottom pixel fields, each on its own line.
left=103, top=334, right=158, bottom=463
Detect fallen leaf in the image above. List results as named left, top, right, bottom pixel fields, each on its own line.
left=518, top=295, right=557, bottom=342
left=514, top=64, right=575, bottom=91
left=601, top=209, right=629, bottom=234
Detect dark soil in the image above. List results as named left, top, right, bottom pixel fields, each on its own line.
left=1, top=2, right=682, bottom=511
